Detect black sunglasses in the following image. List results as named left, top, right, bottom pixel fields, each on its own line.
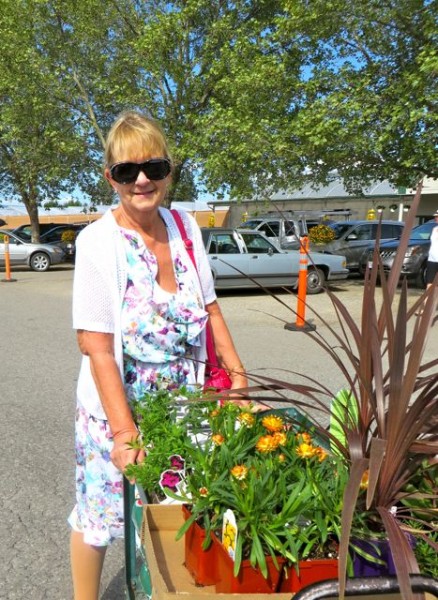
left=109, top=158, right=171, bottom=184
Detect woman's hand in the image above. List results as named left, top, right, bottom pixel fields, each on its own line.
left=111, top=429, right=146, bottom=474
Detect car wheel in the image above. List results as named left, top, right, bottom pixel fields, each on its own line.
left=307, top=267, right=325, bottom=294
left=414, top=262, right=427, bottom=289
left=30, top=252, right=51, bottom=272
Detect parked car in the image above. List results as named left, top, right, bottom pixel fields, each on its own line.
left=241, top=214, right=335, bottom=250
left=0, top=229, right=66, bottom=271
left=13, top=222, right=66, bottom=237
left=360, top=220, right=436, bottom=288
left=314, top=220, right=405, bottom=273
left=201, top=227, right=349, bottom=294
left=13, top=223, right=86, bottom=260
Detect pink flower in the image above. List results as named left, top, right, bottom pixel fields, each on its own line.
left=160, top=470, right=183, bottom=492
left=169, top=454, right=185, bottom=470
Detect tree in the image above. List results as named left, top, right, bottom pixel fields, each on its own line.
left=97, top=0, right=293, bottom=201
left=0, top=0, right=134, bottom=239
left=0, top=0, right=436, bottom=233
left=0, top=1, right=96, bottom=240
left=273, top=0, right=437, bottom=192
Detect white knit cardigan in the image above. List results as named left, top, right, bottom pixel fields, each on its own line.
left=72, top=207, right=216, bottom=419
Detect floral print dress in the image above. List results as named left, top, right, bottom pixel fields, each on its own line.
left=68, top=226, right=208, bottom=546
left=120, top=228, right=208, bottom=402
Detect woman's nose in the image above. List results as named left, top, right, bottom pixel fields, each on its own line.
left=135, top=167, right=151, bottom=184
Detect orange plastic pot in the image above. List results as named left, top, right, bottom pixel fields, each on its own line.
left=212, top=533, right=287, bottom=594
left=281, top=559, right=339, bottom=592
left=181, top=505, right=218, bottom=586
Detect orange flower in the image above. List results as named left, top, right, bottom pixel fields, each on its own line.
left=238, top=412, right=256, bottom=428
left=360, top=470, right=369, bottom=490
left=210, top=408, right=220, bottom=418
left=212, top=434, right=225, bottom=446
left=261, top=415, right=284, bottom=432
left=231, top=465, right=248, bottom=480
left=256, top=434, right=279, bottom=453
left=315, top=446, right=328, bottom=462
left=296, top=442, right=316, bottom=458
left=273, top=431, right=287, bottom=446
left=199, top=487, right=209, bottom=497
left=296, top=432, right=312, bottom=444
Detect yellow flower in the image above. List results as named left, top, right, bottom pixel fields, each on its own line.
left=223, top=522, right=236, bottom=551
left=262, top=415, right=284, bottom=432
left=212, top=434, right=225, bottom=446
left=296, top=442, right=317, bottom=458
left=238, top=412, right=256, bottom=428
left=273, top=431, right=287, bottom=446
left=278, top=453, right=286, bottom=463
left=256, top=434, right=279, bottom=453
left=199, top=487, right=209, bottom=497
left=231, top=465, right=248, bottom=480
left=360, top=470, right=369, bottom=490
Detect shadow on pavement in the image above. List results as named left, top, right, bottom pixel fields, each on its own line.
left=101, top=567, right=126, bottom=599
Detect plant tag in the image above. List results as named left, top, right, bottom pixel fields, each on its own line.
left=222, top=509, right=238, bottom=560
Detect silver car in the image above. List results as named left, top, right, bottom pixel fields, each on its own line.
left=202, top=228, right=349, bottom=294
left=0, top=229, right=66, bottom=272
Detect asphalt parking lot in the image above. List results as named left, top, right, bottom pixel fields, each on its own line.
left=0, top=265, right=434, bottom=599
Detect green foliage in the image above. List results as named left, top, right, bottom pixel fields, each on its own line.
left=167, top=402, right=343, bottom=578
left=125, top=386, right=211, bottom=498
left=0, top=1, right=436, bottom=219
left=275, top=0, right=437, bottom=189
left=413, top=531, right=438, bottom=579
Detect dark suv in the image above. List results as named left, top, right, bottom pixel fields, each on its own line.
left=361, top=220, right=435, bottom=288
left=317, top=220, right=404, bottom=273
left=13, top=223, right=86, bottom=260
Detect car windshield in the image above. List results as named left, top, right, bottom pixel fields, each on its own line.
left=331, top=223, right=354, bottom=239
left=409, top=222, right=434, bottom=241
left=15, top=231, right=31, bottom=241
left=240, top=232, right=278, bottom=253
left=240, top=220, right=262, bottom=230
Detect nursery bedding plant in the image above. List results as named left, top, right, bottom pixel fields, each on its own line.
left=238, top=181, right=438, bottom=600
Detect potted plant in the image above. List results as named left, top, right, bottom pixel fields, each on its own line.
left=241, top=182, right=437, bottom=599
left=164, top=402, right=347, bottom=592
left=308, top=223, right=336, bottom=245
left=60, top=229, right=77, bottom=244
left=125, top=385, right=212, bottom=502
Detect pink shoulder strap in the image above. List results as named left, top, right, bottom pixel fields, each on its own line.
left=170, top=209, right=218, bottom=367
left=171, top=209, right=196, bottom=266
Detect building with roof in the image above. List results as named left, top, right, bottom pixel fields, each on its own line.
left=224, top=177, right=438, bottom=227
left=1, top=178, right=436, bottom=230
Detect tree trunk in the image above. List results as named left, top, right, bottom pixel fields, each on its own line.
left=166, top=162, right=182, bottom=206
left=21, top=188, right=41, bottom=243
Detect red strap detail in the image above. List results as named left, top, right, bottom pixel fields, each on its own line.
left=170, top=209, right=218, bottom=368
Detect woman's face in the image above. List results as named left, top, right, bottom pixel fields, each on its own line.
left=105, top=148, right=170, bottom=220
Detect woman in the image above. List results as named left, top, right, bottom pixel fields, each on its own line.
left=69, top=110, right=248, bottom=599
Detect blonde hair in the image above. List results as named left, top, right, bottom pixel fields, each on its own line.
left=104, top=111, right=172, bottom=167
